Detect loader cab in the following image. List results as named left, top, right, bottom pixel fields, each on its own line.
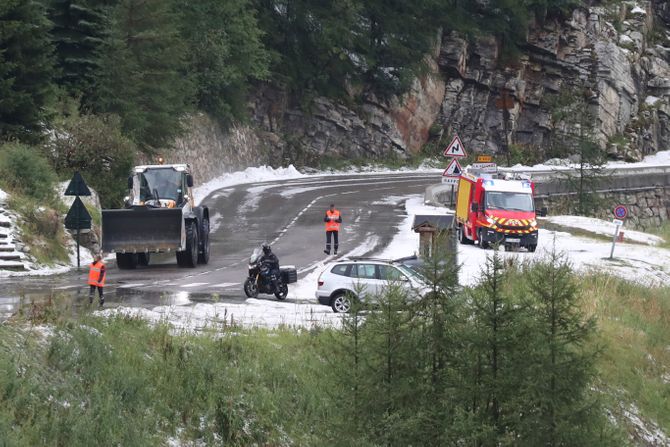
left=129, top=164, right=192, bottom=208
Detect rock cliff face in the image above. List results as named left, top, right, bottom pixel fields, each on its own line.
left=178, top=1, right=670, bottom=180
left=437, top=1, right=670, bottom=161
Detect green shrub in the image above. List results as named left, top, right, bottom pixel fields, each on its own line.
left=0, top=143, right=57, bottom=201
left=49, top=112, right=136, bottom=208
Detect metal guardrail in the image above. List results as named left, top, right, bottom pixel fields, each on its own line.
left=425, top=163, right=670, bottom=207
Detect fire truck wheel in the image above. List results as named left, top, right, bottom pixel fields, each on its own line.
left=478, top=230, right=490, bottom=249
left=527, top=244, right=537, bottom=253
left=459, top=225, right=473, bottom=245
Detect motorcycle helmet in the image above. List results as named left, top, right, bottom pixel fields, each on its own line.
left=262, top=243, right=272, bottom=255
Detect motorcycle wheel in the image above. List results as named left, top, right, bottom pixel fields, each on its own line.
left=244, top=278, right=259, bottom=298
left=275, top=283, right=288, bottom=300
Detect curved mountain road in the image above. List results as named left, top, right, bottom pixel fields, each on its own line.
left=0, top=172, right=440, bottom=313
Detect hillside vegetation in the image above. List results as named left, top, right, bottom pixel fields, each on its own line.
left=0, top=0, right=579, bottom=205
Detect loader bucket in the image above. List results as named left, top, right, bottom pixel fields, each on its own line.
left=102, top=207, right=184, bottom=253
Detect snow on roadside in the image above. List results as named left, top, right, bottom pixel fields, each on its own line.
left=505, top=149, right=670, bottom=172
left=458, top=228, right=670, bottom=287
left=193, top=165, right=305, bottom=205
left=0, top=188, right=7, bottom=203
left=376, top=195, right=451, bottom=260
left=97, top=299, right=339, bottom=331
left=547, top=215, right=665, bottom=246
left=193, top=163, right=443, bottom=205
left=359, top=194, right=670, bottom=288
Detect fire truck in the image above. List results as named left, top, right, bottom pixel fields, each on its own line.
left=455, top=170, right=546, bottom=252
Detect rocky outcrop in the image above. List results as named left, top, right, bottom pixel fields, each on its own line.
left=248, top=59, right=445, bottom=163
left=437, top=2, right=670, bottom=161
left=168, top=114, right=276, bottom=184
left=174, top=2, right=670, bottom=171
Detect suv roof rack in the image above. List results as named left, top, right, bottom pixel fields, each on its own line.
left=342, top=255, right=418, bottom=263
left=343, top=256, right=393, bottom=262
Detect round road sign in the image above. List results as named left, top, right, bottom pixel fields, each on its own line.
left=613, top=205, right=628, bottom=219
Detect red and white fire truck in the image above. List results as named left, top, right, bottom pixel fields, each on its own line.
left=455, top=170, right=546, bottom=252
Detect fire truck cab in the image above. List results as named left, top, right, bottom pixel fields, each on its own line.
left=455, top=171, right=544, bottom=252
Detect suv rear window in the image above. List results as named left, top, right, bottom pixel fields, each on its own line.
left=331, top=264, right=351, bottom=276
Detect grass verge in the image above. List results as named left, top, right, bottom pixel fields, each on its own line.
left=1, top=273, right=667, bottom=445
left=581, top=274, right=670, bottom=438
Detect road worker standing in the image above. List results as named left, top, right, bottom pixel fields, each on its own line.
left=88, top=254, right=106, bottom=307
left=324, top=203, right=342, bottom=255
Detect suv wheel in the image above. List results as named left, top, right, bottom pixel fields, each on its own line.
left=331, top=292, right=354, bottom=313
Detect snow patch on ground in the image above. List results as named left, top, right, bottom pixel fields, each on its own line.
left=376, top=195, right=451, bottom=260
left=547, top=215, right=664, bottom=246
left=645, top=95, right=661, bottom=106
left=621, top=403, right=669, bottom=446
left=458, top=228, right=670, bottom=287
left=194, top=165, right=306, bottom=205
left=194, top=164, right=443, bottom=206
left=0, top=188, right=7, bottom=203
left=506, top=149, right=670, bottom=172
left=97, top=299, right=339, bottom=331
left=630, top=5, right=646, bottom=15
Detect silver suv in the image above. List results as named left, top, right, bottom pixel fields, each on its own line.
left=315, top=259, right=429, bottom=313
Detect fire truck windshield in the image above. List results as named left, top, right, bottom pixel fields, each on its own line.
left=485, top=192, right=534, bottom=212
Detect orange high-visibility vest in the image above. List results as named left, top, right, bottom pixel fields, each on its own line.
left=325, top=210, right=341, bottom=232
left=88, top=261, right=106, bottom=287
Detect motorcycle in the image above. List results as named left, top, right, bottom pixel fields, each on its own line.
left=243, top=247, right=289, bottom=300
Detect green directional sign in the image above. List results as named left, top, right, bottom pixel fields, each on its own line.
left=64, top=171, right=91, bottom=197
left=65, top=197, right=92, bottom=230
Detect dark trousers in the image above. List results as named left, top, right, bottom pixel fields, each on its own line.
left=326, top=231, right=339, bottom=254
left=89, top=285, right=104, bottom=305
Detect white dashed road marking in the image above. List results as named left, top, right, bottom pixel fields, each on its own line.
left=117, top=283, right=145, bottom=289
left=181, top=282, right=210, bottom=288
left=209, top=282, right=240, bottom=288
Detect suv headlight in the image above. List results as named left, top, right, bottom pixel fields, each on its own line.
left=486, top=217, right=496, bottom=225
left=530, top=219, right=537, bottom=227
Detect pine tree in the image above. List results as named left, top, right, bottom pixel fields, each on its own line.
left=0, top=0, right=55, bottom=142
left=516, top=249, right=608, bottom=446
left=413, top=236, right=463, bottom=445
left=94, top=0, right=193, bottom=151
left=175, top=0, right=269, bottom=123
left=47, top=0, right=109, bottom=100
left=460, top=252, right=530, bottom=446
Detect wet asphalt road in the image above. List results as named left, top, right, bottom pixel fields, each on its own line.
left=0, top=172, right=439, bottom=315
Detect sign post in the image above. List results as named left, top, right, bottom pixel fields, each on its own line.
left=443, top=135, right=467, bottom=206
left=609, top=206, right=628, bottom=260
left=64, top=172, right=92, bottom=270
left=609, top=219, right=623, bottom=260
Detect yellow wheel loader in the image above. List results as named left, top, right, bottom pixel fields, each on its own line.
left=102, top=164, right=211, bottom=269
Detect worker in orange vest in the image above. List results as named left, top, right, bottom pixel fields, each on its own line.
left=88, top=254, right=106, bottom=307
left=324, top=203, right=342, bottom=255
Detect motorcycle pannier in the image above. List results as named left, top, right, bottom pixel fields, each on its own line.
left=280, top=266, right=298, bottom=284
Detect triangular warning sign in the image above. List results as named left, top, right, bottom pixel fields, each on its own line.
left=443, top=159, right=463, bottom=177
left=443, top=135, right=467, bottom=158
left=64, top=171, right=92, bottom=197
left=64, top=197, right=92, bottom=230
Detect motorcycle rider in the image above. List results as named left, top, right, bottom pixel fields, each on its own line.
left=260, top=243, right=280, bottom=290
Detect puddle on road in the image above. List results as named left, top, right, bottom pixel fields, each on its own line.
left=0, top=286, right=245, bottom=322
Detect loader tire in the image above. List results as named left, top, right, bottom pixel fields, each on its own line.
left=137, top=253, right=150, bottom=266
left=116, top=253, right=137, bottom=270
left=198, top=217, right=210, bottom=265
left=177, top=222, right=198, bottom=268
